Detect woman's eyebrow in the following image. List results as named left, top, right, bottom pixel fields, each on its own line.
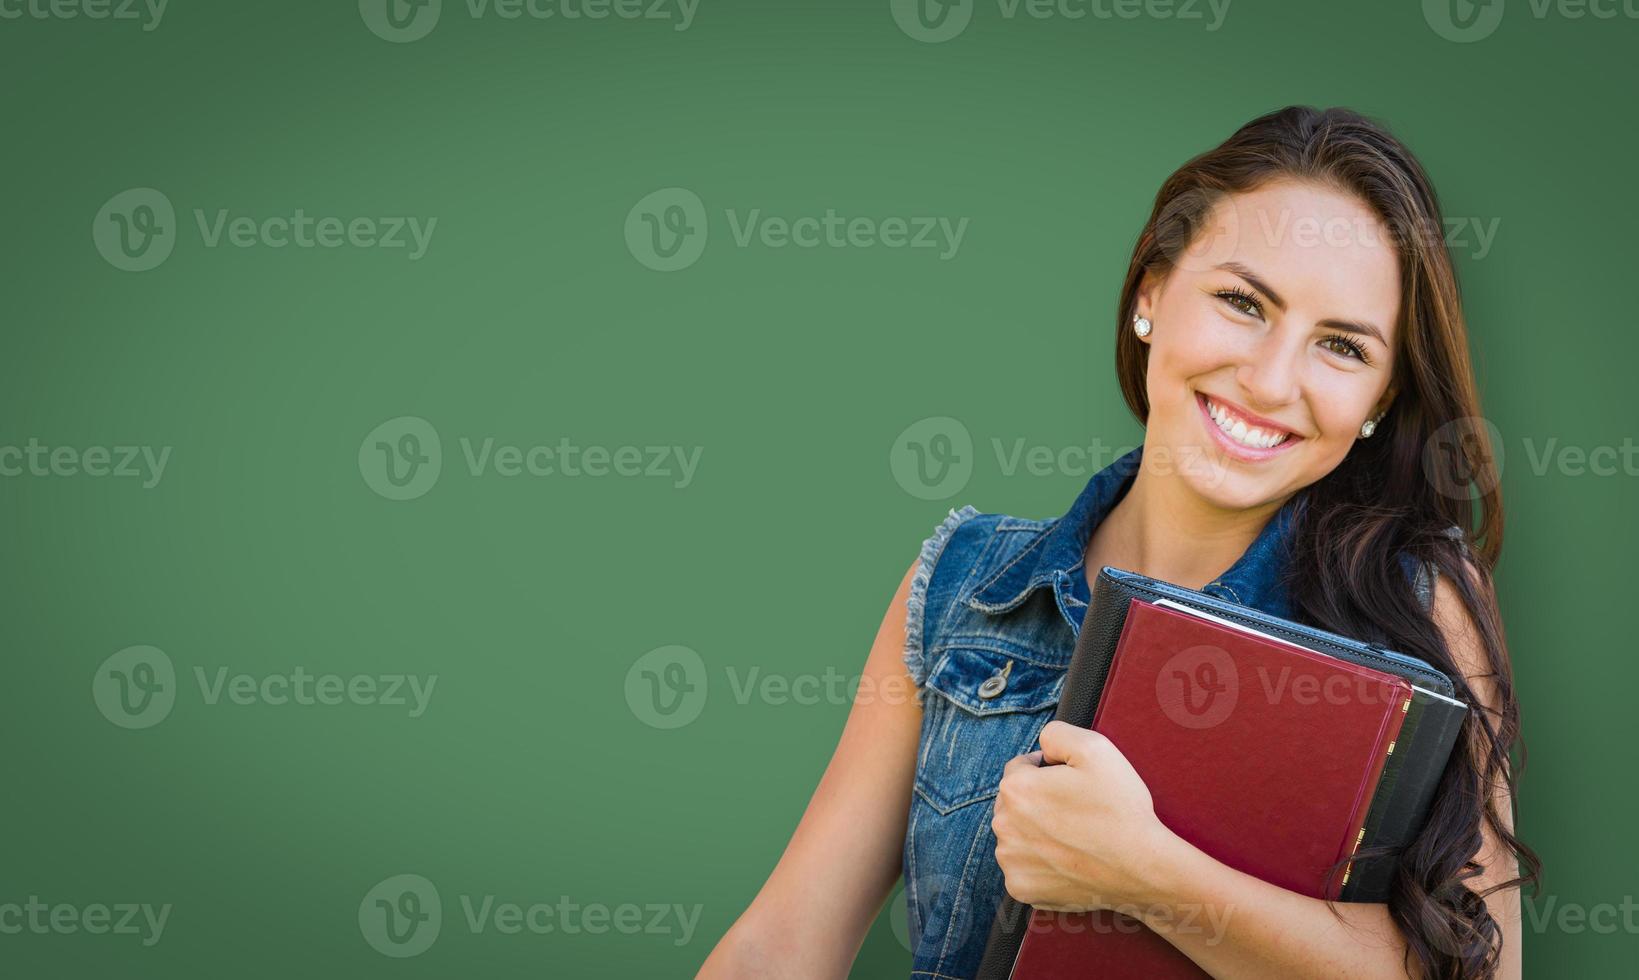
left=1215, top=260, right=1388, bottom=348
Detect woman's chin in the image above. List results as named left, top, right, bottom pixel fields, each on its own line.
left=1151, top=439, right=1293, bottom=512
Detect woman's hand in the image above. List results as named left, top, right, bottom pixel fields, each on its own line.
left=991, top=720, right=1184, bottom=914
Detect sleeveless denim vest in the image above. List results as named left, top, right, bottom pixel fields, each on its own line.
left=899, top=446, right=1443, bottom=979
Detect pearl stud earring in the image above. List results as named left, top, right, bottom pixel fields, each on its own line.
left=1132, top=314, right=1152, bottom=338
left=1360, top=416, right=1380, bottom=438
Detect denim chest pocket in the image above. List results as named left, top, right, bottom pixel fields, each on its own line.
left=914, top=643, right=1066, bottom=814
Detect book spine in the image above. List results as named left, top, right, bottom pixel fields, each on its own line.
left=1343, top=693, right=1467, bottom=901
left=1338, top=689, right=1412, bottom=897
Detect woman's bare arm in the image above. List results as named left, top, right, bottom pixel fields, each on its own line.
left=697, top=562, right=925, bottom=979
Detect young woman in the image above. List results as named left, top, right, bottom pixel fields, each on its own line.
left=698, top=106, right=1539, bottom=980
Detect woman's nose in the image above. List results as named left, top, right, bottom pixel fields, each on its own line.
left=1234, top=331, right=1304, bottom=410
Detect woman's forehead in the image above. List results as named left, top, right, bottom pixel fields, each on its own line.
left=1196, top=180, right=1402, bottom=336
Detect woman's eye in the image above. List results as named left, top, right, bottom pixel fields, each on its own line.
left=1215, top=289, right=1262, bottom=318
left=1321, top=335, right=1370, bottom=362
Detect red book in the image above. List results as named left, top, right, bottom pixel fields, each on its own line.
left=1008, top=599, right=1412, bottom=979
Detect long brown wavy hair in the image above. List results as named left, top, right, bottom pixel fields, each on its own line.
left=1113, top=106, right=1539, bottom=978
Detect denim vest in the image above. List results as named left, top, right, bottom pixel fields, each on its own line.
left=899, top=446, right=1441, bottom=979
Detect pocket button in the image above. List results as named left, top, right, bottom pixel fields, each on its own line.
left=977, top=659, right=1013, bottom=699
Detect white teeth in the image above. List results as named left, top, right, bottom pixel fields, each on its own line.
left=1205, top=397, right=1289, bottom=450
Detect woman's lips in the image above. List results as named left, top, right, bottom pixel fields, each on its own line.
left=1195, top=392, right=1303, bottom=462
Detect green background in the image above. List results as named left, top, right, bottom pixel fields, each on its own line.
left=2, top=0, right=1635, bottom=975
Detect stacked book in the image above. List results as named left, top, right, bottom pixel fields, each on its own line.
left=977, top=567, right=1467, bottom=980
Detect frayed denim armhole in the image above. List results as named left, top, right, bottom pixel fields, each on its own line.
left=1413, top=524, right=1470, bottom=612
left=1412, top=561, right=1437, bottom=611
left=904, top=505, right=980, bottom=689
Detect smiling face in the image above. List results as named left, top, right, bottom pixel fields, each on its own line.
left=1134, top=178, right=1402, bottom=511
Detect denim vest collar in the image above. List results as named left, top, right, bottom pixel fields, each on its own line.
left=968, top=446, right=1299, bottom=630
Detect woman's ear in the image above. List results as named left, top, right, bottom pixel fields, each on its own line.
left=1372, top=384, right=1398, bottom=420
left=1131, top=273, right=1163, bottom=344
left=1135, top=271, right=1161, bottom=322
